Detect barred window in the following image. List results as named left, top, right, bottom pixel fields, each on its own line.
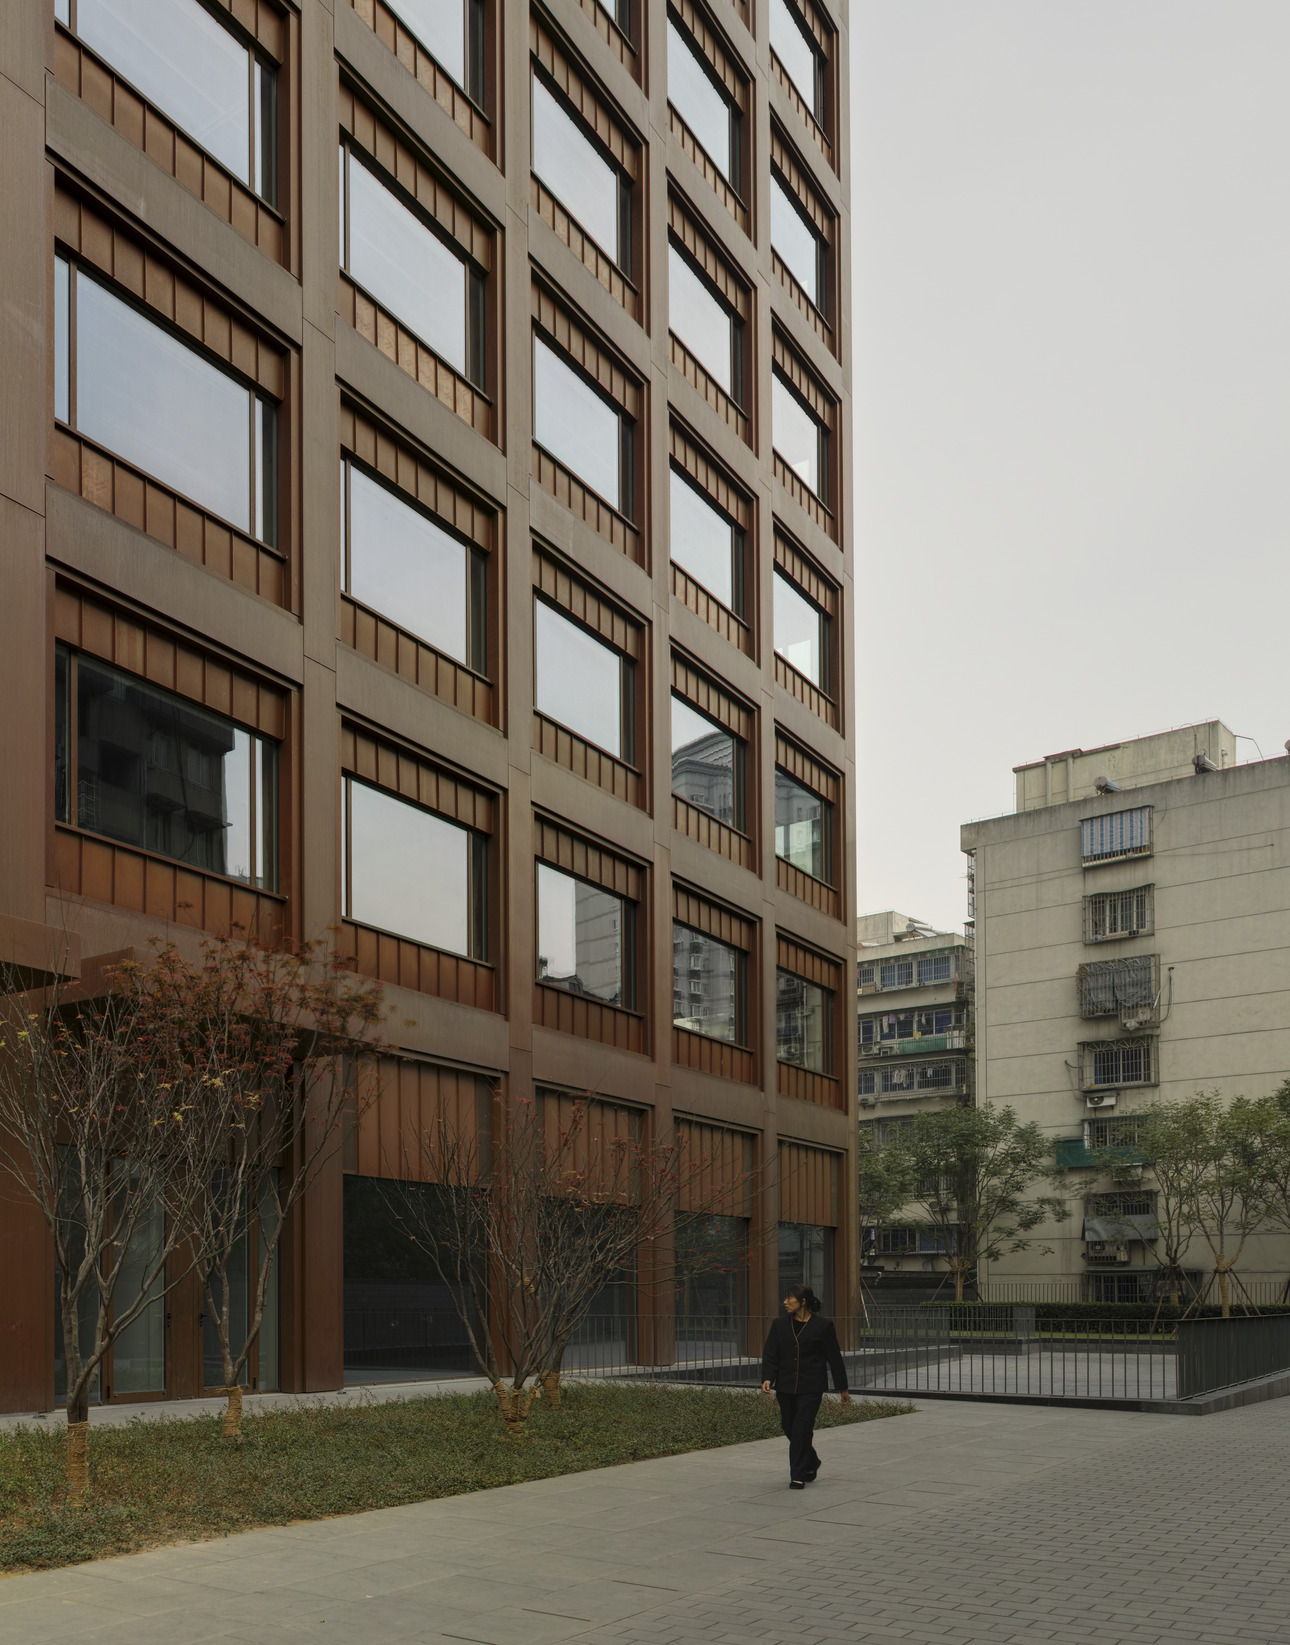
left=1081, top=806, right=1152, bottom=864
left=1077, top=954, right=1158, bottom=1019
left=1087, top=1190, right=1157, bottom=1219
left=859, top=1006, right=963, bottom=1045
left=858, top=1061, right=965, bottom=1096
left=1086, top=1114, right=1144, bottom=1150
left=1082, top=1039, right=1155, bottom=1090
left=1085, top=885, right=1154, bottom=944
left=918, top=953, right=952, bottom=984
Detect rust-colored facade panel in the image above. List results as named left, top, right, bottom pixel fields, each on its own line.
left=533, top=985, right=646, bottom=1053
left=533, top=714, right=644, bottom=809
left=672, top=1027, right=757, bottom=1086
left=778, top=1062, right=844, bottom=1110
left=780, top=1142, right=840, bottom=1227
left=672, top=795, right=756, bottom=872
left=348, top=0, right=494, bottom=157
left=339, top=920, right=497, bottom=1011
left=676, top=1119, right=755, bottom=1215
left=350, top=1057, right=485, bottom=1180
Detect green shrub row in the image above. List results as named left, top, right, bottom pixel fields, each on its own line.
left=917, top=1300, right=1290, bottom=1323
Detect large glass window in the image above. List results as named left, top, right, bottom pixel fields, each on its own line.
left=111, top=1169, right=166, bottom=1395
left=771, top=175, right=823, bottom=309
left=770, top=0, right=821, bottom=119
left=55, top=646, right=278, bottom=889
left=343, top=778, right=485, bottom=957
left=55, top=259, right=276, bottom=543
left=532, top=338, right=625, bottom=511
left=775, top=769, right=829, bottom=881
left=536, top=864, right=630, bottom=1007
left=531, top=76, right=623, bottom=265
left=533, top=601, right=631, bottom=760
left=673, top=924, right=744, bottom=1045
left=778, top=1221, right=831, bottom=1311
left=772, top=373, right=825, bottom=499
left=385, top=0, right=484, bottom=100
left=776, top=971, right=831, bottom=1072
left=340, top=147, right=481, bottom=383
left=667, top=19, right=734, bottom=184
left=62, top=0, right=276, bottom=201
left=674, top=1213, right=747, bottom=1333
left=669, top=470, right=740, bottom=613
left=671, top=696, right=742, bottom=831
left=669, top=247, right=736, bottom=396
left=773, top=569, right=827, bottom=687
left=342, top=463, right=485, bottom=669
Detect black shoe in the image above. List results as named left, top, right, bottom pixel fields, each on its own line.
left=803, top=1471, right=818, bottom=1483
left=790, top=1480, right=806, bottom=1490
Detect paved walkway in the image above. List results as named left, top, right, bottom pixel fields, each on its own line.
left=2, top=1394, right=1288, bottom=1645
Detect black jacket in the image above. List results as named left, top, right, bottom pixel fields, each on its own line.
left=761, top=1312, right=848, bottom=1395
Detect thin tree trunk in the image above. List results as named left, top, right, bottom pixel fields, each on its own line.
left=540, top=1370, right=561, bottom=1408
left=222, top=1383, right=244, bottom=1439
left=66, top=1382, right=90, bottom=1502
left=953, top=1265, right=966, bottom=1303
left=1218, top=1266, right=1231, bottom=1319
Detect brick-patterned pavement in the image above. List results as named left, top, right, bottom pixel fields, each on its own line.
left=1, top=1395, right=1287, bottom=1644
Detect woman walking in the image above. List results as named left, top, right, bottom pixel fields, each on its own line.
left=760, top=1284, right=850, bottom=1489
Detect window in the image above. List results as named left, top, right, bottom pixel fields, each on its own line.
left=340, top=146, right=482, bottom=384
left=769, top=0, right=822, bottom=119
left=772, top=373, right=825, bottom=499
left=675, top=1212, right=747, bottom=1329
left=55, top=258, right=276, bottom=543
left=667, top=17, right=735, bottom=184
left=536, top=864, right=630, bottom=1007
left=776, top=970, right=831, bottom=1072
left=532, top=337, right=627, bottom=512
left=343, top=778, right=486, bottom=957
left=669, top=469, right=741, bottom=613
left=1082, top=1039, right=1155, bottom=1090
left=1081, top=806, right=1153, bottom=864
left=778, top=1222, right=830, bottom=1310
left=386, top=0, right=485, bottom=101
left=918, top=953, right=953, bottom=985
left=342, top=463, right=485, bottom=669
left=775, top=769, right=828, bottom=881
left=773, top=570, right=826, bottom=687
left=1085, top=885, right=1154, bottom=944
left=1085, top=1115, right=1145, bottom=1151
left=55, top=646, right=277, bottom=889
left=534, top=601, right=632, bottom=761
left=672, top=696, right=743, bottom=830
left=531, top=75, right=625, bottom=265
left=859, top=1005, right=963, bottom=1045
left=858, top=1062, right=965, bottom=1096
left=668, top=246, right=737, bottom=397
left=771, top=173, right=822, bottom=309
left=1077, top=955, right=1158, bottom=1019
left=673, top=924, right=744, bottom=1044
left=60, top=0, right=277, bottom=202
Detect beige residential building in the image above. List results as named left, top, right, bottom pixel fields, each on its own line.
left=857, top=910, right=972, bottom=1296
left=963, top=722, right=1290, bottom=1301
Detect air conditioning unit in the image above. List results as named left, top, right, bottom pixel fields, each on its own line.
left=1120, top=1014, right=1143, bottom=1031
left=1086, top=1092, right=1117, bottom=1110
left=1087, top=1240, right=1109, bottom=1256
left=859, top=1095, right=877, bottom=1108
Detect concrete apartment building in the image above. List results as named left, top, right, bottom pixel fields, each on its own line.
left=0, top=0, right=856, bottom=1410
left=855, top=910, right=973, bottom=1294
left=963, top=722, right=1290, bottom=1301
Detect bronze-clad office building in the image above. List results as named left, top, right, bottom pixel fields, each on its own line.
left=0, top=0, right=855, bottom=1410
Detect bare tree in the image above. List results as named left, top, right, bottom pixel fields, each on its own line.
left=0, top=956, right=226, bottom=1498
left=385, top=1090, right=758, bottom=1434
left=157, top=934, right=387, bottom=1437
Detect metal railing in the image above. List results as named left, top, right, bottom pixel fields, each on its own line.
left=552, top=1307, right=1290, bottom=1404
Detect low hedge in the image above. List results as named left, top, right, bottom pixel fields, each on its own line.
left=918, top=1300, right=1290, bottom=1323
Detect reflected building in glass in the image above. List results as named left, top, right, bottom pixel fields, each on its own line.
left=2, top=0, right=856, bottom=1411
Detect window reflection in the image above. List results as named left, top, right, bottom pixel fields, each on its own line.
left=536, top=864, right=628, bottom=1006
left=673, top=924, right=742, bottom=1044
left=772, top=374, right=823, bottom=497
left=777, top=971, right=831, bottom=1071
left=770, top=0, right=820, bottom=118
left=61, top=263, right=273, bottom=540
left=69, top=0, right=274, bottom=200
left=771, top=176, right=822, bottom=308
left=344, top=779, right=481, bottom=956
left=669, top=247, right=734, bottom=395
left=534, top=602, right=627, bottom=759
left=773, top=570, right=825, bottom=686
left=111, top=1167, right=166, bottom=1394
left=775, top=769, right=827, bottom=880
left=669, top=471, right=738, bottom=612
left=778, top=1221, right=831, bottom=1312
left=55, top=646, right=278, bottom=890
left=386, top=0, right=482, bottom=96
left=342, top=149, right=470, bottom=377
left=672, top=696, right=741, bottom=831
left=532, top=76, right=622, bottom=263
left=667, top=19, right=732, bottom=182
left=344, top=464, right=483, bottom=668
left=532, top=338, right=623, bottom=510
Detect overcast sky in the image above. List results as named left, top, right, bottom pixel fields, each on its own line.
left=849, top=2, right=1290, bottom=932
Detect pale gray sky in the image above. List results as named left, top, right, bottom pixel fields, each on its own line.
left=850, top=2, right=1290, bottom=932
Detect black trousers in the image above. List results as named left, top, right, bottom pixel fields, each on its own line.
left=776, top=1390, right=823, bottom=1481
